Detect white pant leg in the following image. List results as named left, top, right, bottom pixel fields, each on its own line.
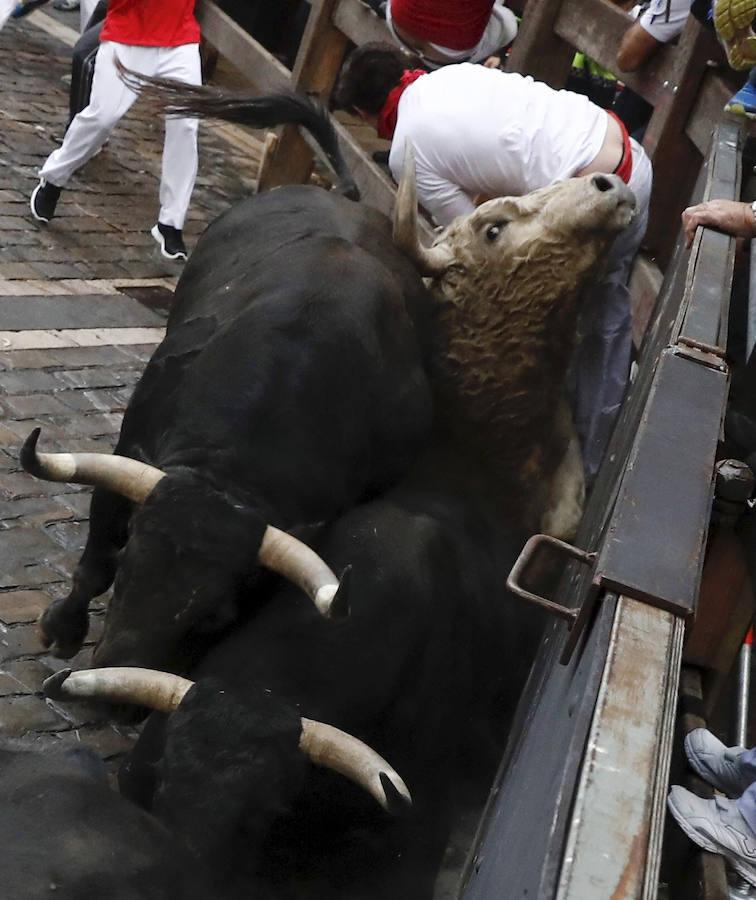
left=79, top=0, right=98, bottom=32
left=569, top=140, right=653, bottom=481
left=0, top=0, right=17, bottom=31
left=153, top=43, right=201, bottom=230
left=40, top=41, right=147, bottom=187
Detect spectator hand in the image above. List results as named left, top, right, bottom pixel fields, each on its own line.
left=682, top=199, right=756, bottom=248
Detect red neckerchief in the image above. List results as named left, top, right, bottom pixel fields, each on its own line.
left=376, top=69, right=427, bottom=140
left=607, top=111, right=633, bottom=185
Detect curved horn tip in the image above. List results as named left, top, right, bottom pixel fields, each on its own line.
left=315, top=582, right=339, bottom=618
left=329, top=565, right=352, bottom=619
left=20, top=427, right=43, bottom=475
left=379, top=771, right=413, bottom=816
left=42, top=668, right=73, bottom=700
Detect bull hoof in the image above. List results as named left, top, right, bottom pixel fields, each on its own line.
left=37, top=599, right=89, bottom=659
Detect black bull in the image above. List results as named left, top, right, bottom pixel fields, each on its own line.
left=0, top=742, right=219, bottom=900
left=25, top=184, right=435, bottom=671
left=77, top=484, right=542, bottom=899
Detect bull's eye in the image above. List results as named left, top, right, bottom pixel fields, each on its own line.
left=486, top=223, right=505, bottom=242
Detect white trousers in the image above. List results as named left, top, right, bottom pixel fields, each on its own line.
left=40, top=40, right=201, bottom=230
left=569, top=139, right=654, bottom=481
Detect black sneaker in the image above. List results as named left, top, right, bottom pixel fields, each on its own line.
left=30, top=178, right=61, bottom=223
left=151, top=222, right=188, bottom=261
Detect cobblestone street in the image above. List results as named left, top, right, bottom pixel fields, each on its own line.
left=0, top=8, right=261, bottom=763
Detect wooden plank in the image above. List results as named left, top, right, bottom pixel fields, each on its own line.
left=259, top=0, right=350, bottom=191
left=196, top=1, right=289, bottom=93
left=506, top=0, right=575, bottom=87
left=554, top=0, right=678, bottom=106
left=197, top=1, right=395, bottom=212
left=686, top=69, right=740, bottom=157
left=683, top=529, right=754, bottom=714
left=630, top=254, right=663, bottom=348
left=643, top=15, right=717, bottom=265
left=334, top=121, right=397, bottom=215
left=333, top=0, right=391, bottom=47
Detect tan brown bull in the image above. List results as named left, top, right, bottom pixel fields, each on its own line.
left=394, top=149, right=636, bottom=538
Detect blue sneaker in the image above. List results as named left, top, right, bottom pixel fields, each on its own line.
left=12, top=0, right=50, bottom=17
left=725, top=77, right=756, bottom=117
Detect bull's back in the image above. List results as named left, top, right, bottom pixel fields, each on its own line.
left=169, top=186, right=425, bottom=329
left=117, top=204, right=434, bottom=520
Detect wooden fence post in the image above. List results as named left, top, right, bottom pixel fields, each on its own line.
left=642, top=17, right=720, bottom=266
left=505, top=0, right=575, bottom=86
left=257, top=0, right=350, bottom=192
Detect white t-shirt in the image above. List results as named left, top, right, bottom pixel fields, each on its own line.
left=389, top=65, right=607, bottom=226
left=631, top=0, right=693, bottom=43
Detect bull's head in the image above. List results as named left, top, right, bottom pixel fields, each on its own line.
left=44, top=667, right=412, bottom=815
left=22, top=429, right=348, bottom=671
left=393, top=142, right=635, bottom=298
left=392, top=145, right=637, bottom=522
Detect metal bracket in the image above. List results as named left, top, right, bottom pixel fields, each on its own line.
left=506, top=534, right=600, bottom=665
left=674, top=337, right=727, bottom=371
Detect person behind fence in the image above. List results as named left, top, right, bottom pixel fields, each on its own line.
left=668, top=729, right=756, bottom=887
left=381, top=0, right=518, bottom=68
left=332, top=43, right=653, bottom=482
left=613, top=0, right=694, bottom=137
left=29, top=0, right=202, bottom=262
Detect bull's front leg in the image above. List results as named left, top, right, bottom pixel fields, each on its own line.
left=39, top=488, right=130, bottom=658
left=539, top=399, right=585, bottom=541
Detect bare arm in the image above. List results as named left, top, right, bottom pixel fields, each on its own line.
left=616, top=21, right=662, bottom=72
left=681, top=200, right=756, bottom=248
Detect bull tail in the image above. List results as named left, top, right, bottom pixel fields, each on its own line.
left=116, top=60, right=359, bottom=200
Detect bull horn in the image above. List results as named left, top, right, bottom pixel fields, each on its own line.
left=43, top=667, right=193, bottom=713
left=392, top=141, right=452, bottom=276
left=21, top=427, right=166, bottom=504
left=258, top=525, right=342, bottom=618
left=44, top=667, right=413, bottom=814
left=300, top=719, right=412, bottom=813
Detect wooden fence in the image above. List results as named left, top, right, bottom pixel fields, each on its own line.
left=198, top=0, right=740, bottom=267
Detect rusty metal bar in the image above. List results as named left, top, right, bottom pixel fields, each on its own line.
left=506, top=534, right=595, bottom=624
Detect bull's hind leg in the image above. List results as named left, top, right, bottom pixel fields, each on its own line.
left=39, top=488, right=130, bottom=658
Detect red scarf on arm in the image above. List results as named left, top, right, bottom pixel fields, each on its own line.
left=377, top=69, right=427, bottom=140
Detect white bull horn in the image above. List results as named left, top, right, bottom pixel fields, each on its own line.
left=44, top=667, right=412, bottom=814
left=258, top=525, right=344, bottom=617
left=21, top=427, right=166, bottom=504
left=392, top=141, right=453, bottom=276
left=43, top=666, right=194, bottom=713
left=300, top=718, right=412, bottom=813
left=22, top=430, right=344, bottom=618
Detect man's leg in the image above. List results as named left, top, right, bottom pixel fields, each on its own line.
left=68, top=20, right=102, bottom=126
left=154, top=43, right=201, bottom=232
left=570, top=140, right=653, bottom=482
left=40, top=41, right=139, bottom=191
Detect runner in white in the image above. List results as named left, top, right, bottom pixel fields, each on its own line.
left=334, top=46, right=653, bottom=481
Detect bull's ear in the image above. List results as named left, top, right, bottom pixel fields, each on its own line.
left=393, top=141, right=453, bottom=276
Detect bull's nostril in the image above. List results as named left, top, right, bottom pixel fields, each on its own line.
left=592, top=174, right=614, bottom=193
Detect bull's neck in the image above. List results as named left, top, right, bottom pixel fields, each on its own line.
left=428, top=245, right=602, bottom=506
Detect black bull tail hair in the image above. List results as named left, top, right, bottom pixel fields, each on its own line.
left=116, top=60, right=359, bottom=201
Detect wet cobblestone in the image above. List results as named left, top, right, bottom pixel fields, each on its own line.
left=0, top=9, right=262, bottom=764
